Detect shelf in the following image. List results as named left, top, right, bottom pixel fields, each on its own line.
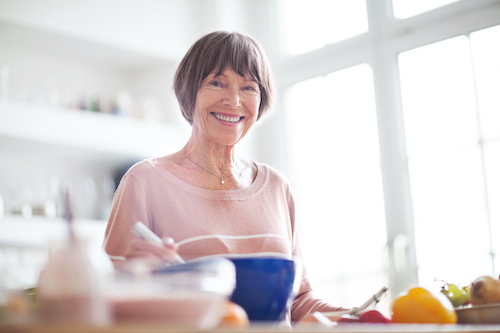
left=0, top=20, right=172, bottom=69
left=0, top=216, right=110, bottom=288
left=0, top=101, right=190, bottom=164
left=0, top=216, right=107, bottom=249
left=0, top=22, right=190, bottom=278
left=0, top=21, right=190, bottom=167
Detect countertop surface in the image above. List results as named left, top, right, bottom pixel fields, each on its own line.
left=2, top=323, right=500, bottom=333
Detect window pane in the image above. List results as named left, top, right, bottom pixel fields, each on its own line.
left=495, top=254, right=500, bottom=278
left=277, top=0, right=368, bottom=55
left=399, top=36, right=479, bottom=156
left=399, top=36, right=492, bottom=283
left=484, top=142, right=500, bottom=254
left=470, top=25, right=500, bottom=257
left=284, top=65, right=388, bottom=308
left=419, top=255, right=492, bottom=286
left=471, top=25, right=500, bottom=140
left=393, top=0, right=460, bottom=19
left=409, top=148, right=490, bottom=274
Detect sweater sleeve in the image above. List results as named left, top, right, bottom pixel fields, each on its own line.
left=291, top=272, right=344, bottom=321
left=102, top=172, right=149, bottom=261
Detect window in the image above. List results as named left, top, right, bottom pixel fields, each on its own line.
left=284, top=65, right=389, bottom=307
left=392, top=0, right=461, bottom=19
left=277, top=0, right=368, bottom=55
left=398, top=25, right=500, bottom=283
left=276, top=0, right=500, bottom=309
left=471, top=26, right=500, bottom=265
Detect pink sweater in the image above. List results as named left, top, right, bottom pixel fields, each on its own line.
left=103, top=158, right=338, bottom=322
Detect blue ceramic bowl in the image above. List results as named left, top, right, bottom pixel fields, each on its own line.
left=229, top=257, right=301, bottom=323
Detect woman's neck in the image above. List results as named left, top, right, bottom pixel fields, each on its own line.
left=183, top=139, right=240, bottom=179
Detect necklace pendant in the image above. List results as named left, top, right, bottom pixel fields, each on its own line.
left=221, top=177, right=225, bottom=185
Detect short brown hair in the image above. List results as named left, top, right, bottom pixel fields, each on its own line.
left=174, top=31, right=275, bottom=125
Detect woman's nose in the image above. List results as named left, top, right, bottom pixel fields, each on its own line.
left=222, top=85, right=241, bottom=108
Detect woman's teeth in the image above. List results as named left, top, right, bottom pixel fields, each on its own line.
left=213, top=113, right=241, bottom=123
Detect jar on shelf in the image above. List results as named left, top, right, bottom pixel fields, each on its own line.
left=37, top=237, right=111, bottom=325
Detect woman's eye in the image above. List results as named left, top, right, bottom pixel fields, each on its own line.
left=209, top=80, right=223, bottom=87
left=243, top=85, right=259, bottom=93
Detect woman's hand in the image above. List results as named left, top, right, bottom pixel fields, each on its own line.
left=300, top=309, right=350, bottom=324
left=124, top=236, right=181, bottom=267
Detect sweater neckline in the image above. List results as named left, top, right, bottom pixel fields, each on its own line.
left=150, top=157, right=267, bottom=199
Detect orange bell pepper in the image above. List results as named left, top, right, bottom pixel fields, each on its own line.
left=392, top=287, right=457, bottom=324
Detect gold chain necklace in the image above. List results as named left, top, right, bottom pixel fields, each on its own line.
left=184, top=148, right=241, bottom=185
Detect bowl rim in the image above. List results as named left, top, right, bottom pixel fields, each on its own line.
left=456, top=303, right=500, bottom=312
left=228, top=256, right=295, bottom=262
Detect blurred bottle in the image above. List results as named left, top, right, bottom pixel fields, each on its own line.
left=37, top=238, right=111, bottom=325
left=112, top=91, right=132, bottom=116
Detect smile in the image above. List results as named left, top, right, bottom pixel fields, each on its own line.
left=212, top=112, right=243, bottom=123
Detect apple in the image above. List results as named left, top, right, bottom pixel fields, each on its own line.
left=471, top=275, right=500, bottom=306
left=359, top=309, right=391, bottom=323
left=337, top=314, right=361, bottom=323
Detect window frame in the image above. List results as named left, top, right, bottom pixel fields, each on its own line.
left=267, top=0, right=500, bottom=296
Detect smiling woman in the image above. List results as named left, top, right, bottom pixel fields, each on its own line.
left=191, top=66, right=261, bottom=150
left=173, top=31, right=274, bottom=125
left=103, top=31, right=346, bottom=325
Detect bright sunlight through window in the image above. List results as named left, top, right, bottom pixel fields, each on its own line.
left=399, top=29, right=500, bottom=284
left=392, top=0, right=461, bottom=19
left=284, top=64, right=389, bottom=308
left=470, top=25, right=500, bottom=269
left=277, top=0, right=368, bottom=55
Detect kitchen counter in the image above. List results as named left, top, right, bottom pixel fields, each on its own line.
left=2, top=323, right=500, bottom=333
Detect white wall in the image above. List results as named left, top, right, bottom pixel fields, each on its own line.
left=0, top=0, right=285, bottom=168
left=0, top=1, right=284, bottom=288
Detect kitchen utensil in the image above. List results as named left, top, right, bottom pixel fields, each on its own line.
left=132, top=221, right=184, bottom=264
left=314, top=285, right=391, bottom=319
left=63, top=187, right=75, bottom=242
left=348, top=285, right=390, bottom=314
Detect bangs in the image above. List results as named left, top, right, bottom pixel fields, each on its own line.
left=204, top=34, right=263, bottom=85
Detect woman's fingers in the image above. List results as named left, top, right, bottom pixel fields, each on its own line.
left=125, top=239, right=180, bottom=263
left=162, top=237, right=183, bottom=263
left=125, top=239, right=156, bottom=259
left=162, top=237, right=179, bottom=250
left=161, top=237, right=181, bottom=262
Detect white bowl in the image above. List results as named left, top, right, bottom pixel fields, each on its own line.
left=108, top=258, right=235, bottom=329
left=110, top=292, right=227, bottom=328
left=456, top=303, right=500, bottom=324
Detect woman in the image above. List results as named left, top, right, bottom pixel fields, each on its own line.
left=103, top=31, right=342, bottom=322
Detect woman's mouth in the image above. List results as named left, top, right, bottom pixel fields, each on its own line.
left=212, top=112, right=243, bottom=123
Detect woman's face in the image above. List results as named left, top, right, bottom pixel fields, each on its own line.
left=192, top=66, right=261, bottom=147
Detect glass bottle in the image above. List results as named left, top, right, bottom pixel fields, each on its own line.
left=37, top=238, right=110, bottom=325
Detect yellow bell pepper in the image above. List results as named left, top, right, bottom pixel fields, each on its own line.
left=392, top=287, right=457, bottom=324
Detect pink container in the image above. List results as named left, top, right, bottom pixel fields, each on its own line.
left=108, top=258, right=235, bottom=329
